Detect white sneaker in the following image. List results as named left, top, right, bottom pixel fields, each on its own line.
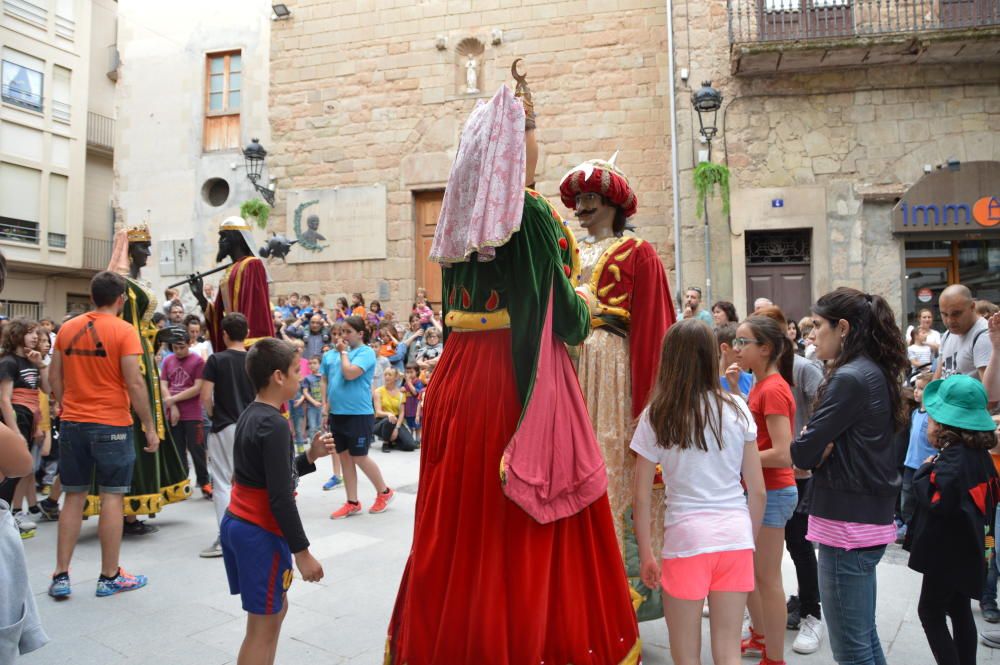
left=741, top=608, right=751, bottom=641
left=13, top=511, right=38, bottom=531
left=199, top=537, right=223, bottom=558
left=793, top=614, right=824, bottom=654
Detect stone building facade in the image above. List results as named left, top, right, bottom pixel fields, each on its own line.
left=115, top=0, right=272, bottom=310
left=0, top=0, right=118, bottom=318
left=673, top=0, right=1000, bottom=325
left=266, top=0, right=675, bottom=313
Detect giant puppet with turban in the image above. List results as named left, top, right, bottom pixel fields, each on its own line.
left=560, top=156, right=676, bottom=620
left=193, top=217, right=274, bottom=350
left=386, top=64, right=640, bottom=664
left=88, top=222, right=192, bottom=520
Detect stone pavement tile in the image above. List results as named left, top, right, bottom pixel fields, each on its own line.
left=19, top=634, right=129, bottom=665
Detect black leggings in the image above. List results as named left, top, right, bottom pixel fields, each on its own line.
left=785, top=477, right=821, bottom=618
left=171, top=420, right=210, bottom=486
left=373, top=418, right=417, bottom=452
left=918, top=573, right=977, bottom=665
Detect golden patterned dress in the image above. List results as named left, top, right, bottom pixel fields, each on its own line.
left=576, top=233, right=676, bottom=621
left=83, top=277, right=191, bottom=516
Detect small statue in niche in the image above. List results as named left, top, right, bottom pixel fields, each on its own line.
left=465, top=56, right=479, bottom=94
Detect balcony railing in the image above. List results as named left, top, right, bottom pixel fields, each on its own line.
left=52, top=100, right=71, bottom=124
left=0, top=218, right=39, bottom=244
left=87, top=112, right=115, bottom=150
left=83, top=236, right=112, bottom=271
left=729, top=0, right=1000, bottom=44
left=1, top=83, right=42, bottom=112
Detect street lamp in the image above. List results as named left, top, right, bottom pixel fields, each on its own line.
left=692, top=80, right=723, bottom=145
left=690, top=81, right=723, bottom=307
left=243, top=138, right=275, bottom=207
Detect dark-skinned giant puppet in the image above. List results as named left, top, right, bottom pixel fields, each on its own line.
left=386, top=61, right=640, bottom=665
left=83, top=222, right=192, bottom=517
left=193, top=217, right=274, bottom=350
left=560, top=154, right=676, bottom=620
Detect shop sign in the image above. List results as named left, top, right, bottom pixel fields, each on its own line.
left=892, top=161, right=1000, bottom=233
left=917, top=288, right=933, bottom=303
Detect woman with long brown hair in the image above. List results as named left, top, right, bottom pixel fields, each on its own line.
left=633, top=319, right=765, bottom=665
left=791, top=287, right=908, bottom=665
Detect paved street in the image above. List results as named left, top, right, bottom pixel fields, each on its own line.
left=18, top=450, right=999, bottom=665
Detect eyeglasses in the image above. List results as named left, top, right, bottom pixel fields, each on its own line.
left=732, top=337, right=761, bottom=350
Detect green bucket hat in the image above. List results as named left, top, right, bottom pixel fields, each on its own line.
left=923, top=375, right=997, bottom=432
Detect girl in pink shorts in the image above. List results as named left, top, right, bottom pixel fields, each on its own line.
left=632, top=319, right=767, bottom=665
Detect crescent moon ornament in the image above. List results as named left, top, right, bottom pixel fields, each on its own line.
left=510, top=59, right=535, bottom=129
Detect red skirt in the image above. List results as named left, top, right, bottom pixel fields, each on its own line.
left=387, top=329, right=640, bottom=665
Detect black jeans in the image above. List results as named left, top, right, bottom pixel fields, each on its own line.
left=171, top=420, right=210, bottom=486
left=918, top=573, right=977, bottom=665
left=373, top=418, right=417, bottom=452
left=785, top=477, right=821, bottom=619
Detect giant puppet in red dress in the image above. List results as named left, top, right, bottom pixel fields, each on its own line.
left=194, top=217, right=274, bottom=350
left=386, top=72, right=640, bottom=665
left=560, top=156, right=676, bottom=621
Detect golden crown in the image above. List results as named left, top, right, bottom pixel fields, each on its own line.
left=126, top=223, right=151, bottom=242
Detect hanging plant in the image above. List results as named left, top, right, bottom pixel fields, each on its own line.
left=240, top=198, right=270, bottom=230
left=693, top=162, right=731, bottom=219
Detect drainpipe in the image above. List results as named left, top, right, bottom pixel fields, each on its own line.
left=666, top=0, right=683, bottom=315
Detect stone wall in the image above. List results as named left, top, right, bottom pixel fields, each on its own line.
left=267, top=0, right=674, bottom=313
left=671, top=0, right=1000, bottom=316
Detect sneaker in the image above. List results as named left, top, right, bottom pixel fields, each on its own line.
left=741, top=628, right=766, bottom=658
left=201, top=483, right=213, bottom=499
left=123, top=519, right=159, bottom=536
left=322, top=475, right=342, bottom=491
left=37, top=499, right=60, bottom=521
left=786, top=595, right=801, bottom=630
left=48, top=573, right=71, bottom=599
left=96, top=568, right=148, bottom=597
left=330, top=501, right=362, bottom=519
left=741, top=609, right=752, bottom=641
left=199, top=537, right=223, bottom=558
left=793, top=614, right=824, bottom=654
left=369, top=488, right=395, bottom=514
left=895, top=522, right=907, bottom=544
left=758, top=659, right=786, bottom=665
left=984, top=604, right=1000, bottom=624
left=13, top=510, right=37, bottom=532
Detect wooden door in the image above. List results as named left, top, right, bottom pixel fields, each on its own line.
left=746, top=263, right=813, bottom=324
left=414, top=191, right=444, bottom=307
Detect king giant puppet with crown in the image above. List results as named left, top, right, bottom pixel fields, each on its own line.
left=193, top=217, right=274, bottom=350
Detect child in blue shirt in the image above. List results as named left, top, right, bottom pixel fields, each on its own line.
left=901, top=372, right=935, bottom=531
left=715, top=323, right=754, bottom=398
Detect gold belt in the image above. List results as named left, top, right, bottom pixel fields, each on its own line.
left=445, top=309, right=511, bottom=331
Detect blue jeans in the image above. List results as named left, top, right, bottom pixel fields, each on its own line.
left=983, top=504, right=1000, bottom=607
left=289, top=403, right=306, bottom=445
left=305, top=405, right=322, bottom=441
left=818, top=544, right=887, bottom=665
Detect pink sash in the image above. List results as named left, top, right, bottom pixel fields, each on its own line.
left=502, top=287, right=608, bottom=524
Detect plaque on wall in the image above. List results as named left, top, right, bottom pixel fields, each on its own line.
left=285, top=185, right=387, bottom=264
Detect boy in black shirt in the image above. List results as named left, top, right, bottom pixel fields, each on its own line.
left=221, top=338, right=333, bottom=665
left=199, top=313, right=256, bottom=558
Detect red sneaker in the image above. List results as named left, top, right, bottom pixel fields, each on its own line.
left=201, top=483, right=213, bottom=499
left=369, top=488, right=395, bottom=514
left=330, top=502, right=362, bottom=520
left=759, top=659, right=786, bottom=665
left=741, top=629, right=766, bottom=658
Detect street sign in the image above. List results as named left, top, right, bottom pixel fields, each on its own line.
left=771, top=199, right=784, bottom=208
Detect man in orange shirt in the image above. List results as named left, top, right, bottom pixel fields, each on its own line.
left=47, top=271, right=160, bottom=600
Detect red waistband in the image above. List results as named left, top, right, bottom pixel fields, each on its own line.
left=228, top=482, right=283, bottom=538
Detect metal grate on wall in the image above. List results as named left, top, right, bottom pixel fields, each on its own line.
left=746, top=229, right=812, bottom=265
left=0, top=300, right=42, bottom=320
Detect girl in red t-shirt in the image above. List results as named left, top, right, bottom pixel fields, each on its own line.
left=736, top=312, right=798, bottom=665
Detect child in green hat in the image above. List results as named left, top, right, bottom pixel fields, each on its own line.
left=907, top=374, right=999, bottom=665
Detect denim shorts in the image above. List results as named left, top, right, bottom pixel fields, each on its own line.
left=59, top=421, right=135, bottom=494
left=762, top=485, right=799, bottom=528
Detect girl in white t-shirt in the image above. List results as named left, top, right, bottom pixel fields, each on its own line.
left=633, top=318, right=767, bottom=665
left=907, top=327, right=933, bottom=371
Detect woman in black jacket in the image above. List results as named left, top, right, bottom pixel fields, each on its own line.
left=907, top=374, right=998, bottom=665
left=790, top=288, right=909, bottom=665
